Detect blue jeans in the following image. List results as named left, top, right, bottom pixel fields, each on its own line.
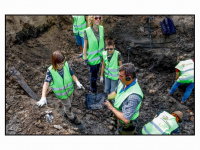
left=170, top=81, right=194, bottom=102
left=74, top=34, right=84, bottom=48
left=104, top=76, right=118, bottom=94
left=89, top=63, right=100, bottom=93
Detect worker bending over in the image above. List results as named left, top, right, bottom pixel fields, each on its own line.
left=169, top=59, right=194, bottom=104
left=142, top=111, right=183, bottom=135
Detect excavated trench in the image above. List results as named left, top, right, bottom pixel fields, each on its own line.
left=6, top=15, right=194, bottom=135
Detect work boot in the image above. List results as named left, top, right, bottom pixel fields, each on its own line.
left=70, top=116, right=81, bottom=125
left=77, top=53, right=83, bottom=59
left=65, top=114, right=81, bottom=125
left=181, top=101, right=186, bottom=104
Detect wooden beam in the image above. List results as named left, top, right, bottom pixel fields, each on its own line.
left=8, top=66, right=39, bottom=101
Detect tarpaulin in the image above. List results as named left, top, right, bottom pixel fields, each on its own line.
left=86, top=93, right=108, bottom=110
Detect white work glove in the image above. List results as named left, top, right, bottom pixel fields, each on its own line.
left=76, top=81, right=85, bottom=90
left=36, top=97, right=47, bottom=107
left=100, top=76, right=104, bottom=83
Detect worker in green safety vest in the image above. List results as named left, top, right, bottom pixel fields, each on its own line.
left=103, top=63, right=144, bottom=135
left=83, top=15, right=104, bottom=93
left=100, top=37, right=122, bottom=94
left=169, top=59, right=194, bottom=104
left=142, top=111, right=183, bottom=135
left=36, top=50, right=85, bottom=125
left=72, top=16, right=88, bottom=58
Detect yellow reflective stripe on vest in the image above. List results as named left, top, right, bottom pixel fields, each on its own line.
left=179, top=76, right=194, bottom=81
left=104, top=71, right=119, bottom=77
left=143, top=125, right=151, bottom=134
left=54, top=86, right=74, bottom=96
left=88, top=56, right=101, bottom=62
left=150, top=121, right=166, bottom=134
left=73, top=22, right=87, bottom=28
left=51, top=81, right=73, bottom=91
left=105, top=67, right=119, bottom=72
left=143, top=121, right=166, bottom=135
left=87, top=48, right=104, bottom=55
left=79, top=31, right=85, bottom=35
left=73, top=27, right=78, bottom=34
left=181, top=68, right=194, bottom=74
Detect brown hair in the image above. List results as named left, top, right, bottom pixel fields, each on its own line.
left=51, top=50, right=65, bottom=70
left=119, top=63, right=136, bottom=79
left=105, top=37, right=115, bottom=46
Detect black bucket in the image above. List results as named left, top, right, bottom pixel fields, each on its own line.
left=119, top=123, right=137, bottom=135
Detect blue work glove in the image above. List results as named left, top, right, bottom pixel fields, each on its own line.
left=84, top=60, right=88, bottom=66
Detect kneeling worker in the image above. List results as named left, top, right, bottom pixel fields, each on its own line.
left=142, top=111, right=183, bottom=135
left=103, top=63, right=143, bottom=134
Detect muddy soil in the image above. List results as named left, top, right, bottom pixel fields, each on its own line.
left=5, top=15, right=194, bottom=135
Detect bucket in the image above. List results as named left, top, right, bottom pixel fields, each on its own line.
left=119, top=123, right=137, bottom=135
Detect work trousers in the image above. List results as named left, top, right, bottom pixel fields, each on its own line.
left=89, top=63, right=100, bottom=93
left=104, top=76, right=118, bottom=94
left=74, top=33, right=84, bottom=48
left=60, top=93, right=75, bottom=120
left=170, top=81, right=194, bottom=102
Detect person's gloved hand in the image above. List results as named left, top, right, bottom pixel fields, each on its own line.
left=84, top=60, right=88, bottom=66
left=36, top=97, right=47, bottom=107
left=100, top=76, right=103, bottom=83
left=76, top=81, right=85, bottom=90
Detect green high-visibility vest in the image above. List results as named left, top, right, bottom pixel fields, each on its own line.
left=114, top=81, right=143, bottom=123
left=73, top=16, right=87, bottom=37
left=48, top=61, right=74, bottom=99
left=83, top=26, right=104, bottom=65
left=175, top=59, right=194, bottom=83
left=142, top=111, right=179, bottom=135
left=102, top=50, right=119, bottom=80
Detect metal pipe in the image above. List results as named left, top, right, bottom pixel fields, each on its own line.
left=147, top=16, right=154, bottom=52
left=126, top=46, right=131, bottom=63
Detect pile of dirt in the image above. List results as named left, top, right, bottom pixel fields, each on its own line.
left=6, top=15, right=194, bottom=135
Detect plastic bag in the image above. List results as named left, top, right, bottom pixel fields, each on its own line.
left=85, top=93, right=108, bottom=110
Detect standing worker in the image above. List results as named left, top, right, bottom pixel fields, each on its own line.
left=103, top=63, right=143, bottom=134
left=100, top=37, right=122, bottom=94
left=72, top=16, right=88, bottom=58
left=142, top=111, right=183, bottom=135
left=169, top=59, right=194, bottom=104
left=83, top=15, right=104, bottom=93
left=36, top=50, right=85, bottom=125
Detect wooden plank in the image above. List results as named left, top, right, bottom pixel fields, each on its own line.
left=8, top=66, right=39, bottom=101
left=169, top=96, right=188, bottom=109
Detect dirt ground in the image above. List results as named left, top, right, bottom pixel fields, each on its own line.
left=5, top=15, right=194, bottom=135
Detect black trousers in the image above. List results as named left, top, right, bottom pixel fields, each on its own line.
left=89, top=63, right=100, bottom=93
